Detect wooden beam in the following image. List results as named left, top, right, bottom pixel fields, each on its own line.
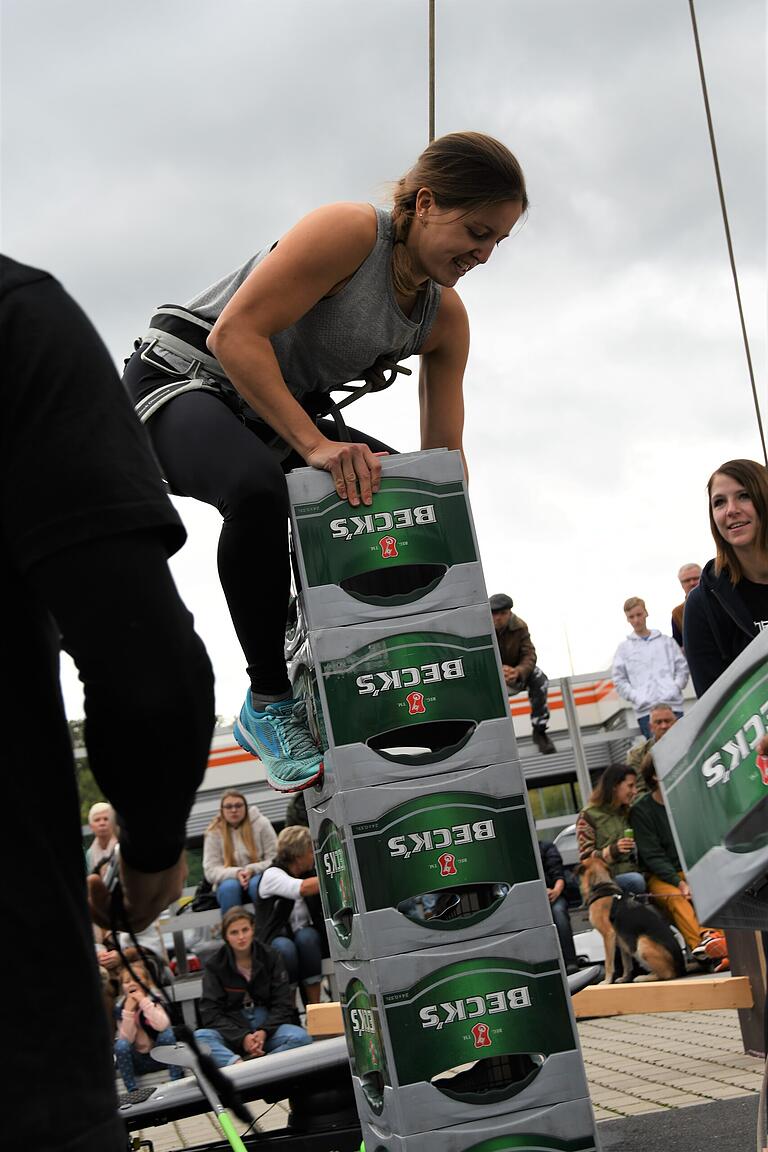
left=306, top=977, right=754, bottom=1035
left=572, top=976, right=753, bottom=1019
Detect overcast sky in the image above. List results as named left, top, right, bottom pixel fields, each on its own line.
left=3, top=0, right=766, bottom=720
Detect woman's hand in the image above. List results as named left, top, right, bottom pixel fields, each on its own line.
left=237, top=868, right=251, bottom=888
left=304, top=440, right=381, bottom=507
left=243, top=1030, right=266, bottom=1057
left=615, top=837, right=635, bottom=855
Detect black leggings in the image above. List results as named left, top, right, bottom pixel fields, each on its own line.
left=128, top=366, right=394, bottom=694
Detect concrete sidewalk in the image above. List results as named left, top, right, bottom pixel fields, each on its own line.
left=131, top=1008, right=765, bottom=1150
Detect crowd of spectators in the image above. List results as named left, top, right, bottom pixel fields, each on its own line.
left=80, top=457, right=768, bottom=1091
left=83, top=789, right=321, bottom=1095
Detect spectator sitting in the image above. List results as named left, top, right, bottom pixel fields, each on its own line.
left=671, top=563, right=701, bottom=649
left=612, top=597, right=689, bottom=738
left=684, top=459, right=768, bottom=695
left=575, top=765, right=646, bottom=896
left=538, top=840, right=579, bottom=974
left=118, top=929, right=173, bottom=989
left=632, top=753, right=728, bottom=970
left=625, top=703, right=679, bottom=795
left=85, top=802, right=118, bottom=875
left=195, top=906, right=312, bottom=1067
left=203, top=791, right=278, bottom=914
left=254, top=826, right=326, bottom=1006
left=489, top=592, right=556, bottom=754
left=114, top=960, right=184, bottom=1093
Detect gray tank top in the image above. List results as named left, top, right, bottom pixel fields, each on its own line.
left=186, top=207, right=441, bottom=404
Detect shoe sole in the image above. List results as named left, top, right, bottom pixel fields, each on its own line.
left=234, top=718, right=324, bottom=793
left=266, top=761, right=324, bottom=793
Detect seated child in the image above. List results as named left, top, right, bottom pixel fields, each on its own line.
left=114, top=961, right=184, bottom=1092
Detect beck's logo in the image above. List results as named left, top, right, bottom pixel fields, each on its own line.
left=407, top=691, right=426, bottom=715
left=330, top=505, right=437, bottom=541
left=438, top=852, right=457, bottom=876
left=356, top=658, right=465, bottom=697
left=699, top=704, right=768, bottom=788
left=419, top=986, right=532, bottom=1030
left=379, top=535, right=398, bottom=558
left=472, top=1022, right=492, bottom=1048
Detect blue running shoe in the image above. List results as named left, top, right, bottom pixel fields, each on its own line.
left=234, top=694, right=324, bottom=792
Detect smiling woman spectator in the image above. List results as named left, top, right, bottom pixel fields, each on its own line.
left=684, top=459, right=768, bottom=696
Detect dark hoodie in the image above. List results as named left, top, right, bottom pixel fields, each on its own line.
left=198, top=937, right=295, bottom=1053
left=683, top=558, right=766, bottom=695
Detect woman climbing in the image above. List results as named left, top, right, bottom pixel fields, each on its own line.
left=123, top=131, right=528, bottom=791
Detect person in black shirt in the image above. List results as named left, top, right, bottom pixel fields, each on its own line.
left=0, top=256, right=215, bottom=1152
left=538, top=839, right=579, bottom=974
left=684, top=459, right=768, bottom=695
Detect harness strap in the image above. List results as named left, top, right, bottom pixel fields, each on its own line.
left=134, top=378, right=224, bottom=425
left=586, top=880, right=622, bottom=907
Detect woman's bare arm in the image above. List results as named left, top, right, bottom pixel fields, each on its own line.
left=208, top=202, right=382, bottom=504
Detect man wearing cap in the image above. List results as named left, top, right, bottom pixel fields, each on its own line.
left=489, top=594, right=556, bottom=755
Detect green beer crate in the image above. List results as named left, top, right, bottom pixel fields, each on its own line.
left=655, top=629, right=768, bottom=928
left=308, top=761, right=550, bottom=961
left=359, top=1097, right=599, bottom=1151
left=292, top=603, right=516, bottom=799
left=339, top=925, right=588, bottom=1136
left=287, top=449, right=487, bottom=630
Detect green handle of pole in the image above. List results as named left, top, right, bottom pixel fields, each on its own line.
left=217, top=1109, right=249, bottom=1152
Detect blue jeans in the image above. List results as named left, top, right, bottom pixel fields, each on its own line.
left=270, top=927, right=323, bottom=986
left=616, top=871, right=646, bottom=896
left=115, top=1027, right=184, bottom=1092
left=216, top=873, right=262, bottom=913
left=195, top=1006, right=312, bottom=1068
left=550, top=895, right=578, bottom=968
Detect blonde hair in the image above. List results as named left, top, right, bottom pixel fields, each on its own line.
left=88, top=802, right=114, bottom=823
left=275, top=824, right=313, bottom=866
left=623, top=596, right=646, bottom=614
left=390, top=131, right=528, bottom=296
left=206, top=791, right=260, bottom=868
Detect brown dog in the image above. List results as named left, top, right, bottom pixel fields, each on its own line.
left=577, top=856, right=685, bottom=984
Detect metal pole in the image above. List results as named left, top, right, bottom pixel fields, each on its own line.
left=560, top=676, right=592, bottom=808
left=428, top=0, right=435, bottom=142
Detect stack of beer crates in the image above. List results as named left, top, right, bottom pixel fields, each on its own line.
left=286, top=449, right=600, bottom=1152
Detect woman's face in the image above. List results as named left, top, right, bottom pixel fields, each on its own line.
left=221, top=796, right=247, bottom=827
left=710, top=473, right=759, bottom=553
left=225, top=917, right=254, bottom=955
left=612, top=774, right=637, bottom=808
left=407, top=196, right=524, bottom=289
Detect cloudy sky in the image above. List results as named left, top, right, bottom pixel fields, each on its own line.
left=3, top=0, right=765, bottom=720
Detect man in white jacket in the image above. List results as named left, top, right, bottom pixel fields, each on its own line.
left=612, top=597, right=689, bottom=738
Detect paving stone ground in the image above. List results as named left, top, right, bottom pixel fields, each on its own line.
left=128, top=1009, right=765, bottom=1148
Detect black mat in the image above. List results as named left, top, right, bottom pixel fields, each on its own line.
left=598, top=1094, right=760, bottom=1152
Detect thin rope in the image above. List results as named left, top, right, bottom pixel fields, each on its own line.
left=688, top=0, right=767, bottom=465
left=428, top=0, right=435, bottom=142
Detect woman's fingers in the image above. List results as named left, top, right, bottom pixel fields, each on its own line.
left=311, top=441, right=382, bottom=506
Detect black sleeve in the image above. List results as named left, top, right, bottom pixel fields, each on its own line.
left=1, top=261, right=185, bottom=570
left=538, top=840, right=564, bottom=886
left=199, top=962, right=251, bottom=1053
left=683, top=586, right=726, bottom=697
left=26, top=530, right=215, bottom=872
